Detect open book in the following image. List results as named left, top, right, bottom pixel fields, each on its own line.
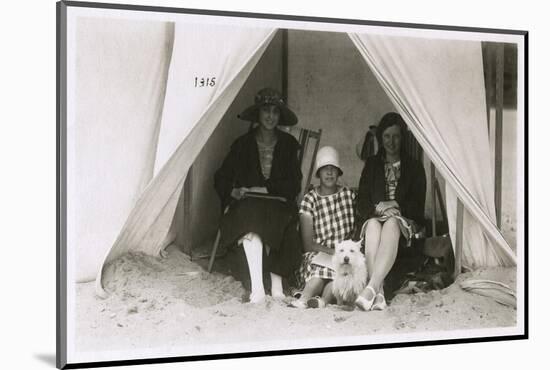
left=242, top=192, right=286, bottom=202
left=311, top=251, right=334, bottom=270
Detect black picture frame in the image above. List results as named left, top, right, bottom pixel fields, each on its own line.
left=57, top=1, right=528, bottom=368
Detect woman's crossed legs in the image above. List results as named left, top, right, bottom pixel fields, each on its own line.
left=356, top=217, right=400, bottom=311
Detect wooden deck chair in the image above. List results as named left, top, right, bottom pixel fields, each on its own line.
left=207, top=126, right=323, bottom=273
left=284, top=126, right=323, bottom=200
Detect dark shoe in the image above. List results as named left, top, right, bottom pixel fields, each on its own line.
left=290, top=288, right=302, bottom=299
left=306, top=297, right=326, bottom=308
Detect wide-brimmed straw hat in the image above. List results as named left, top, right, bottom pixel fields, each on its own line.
left=314, top=146, right=343, bottom=177
left=238, top=88, right=298, bottom=126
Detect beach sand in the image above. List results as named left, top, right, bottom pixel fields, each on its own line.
left=75, top=246, right=517, bottom=356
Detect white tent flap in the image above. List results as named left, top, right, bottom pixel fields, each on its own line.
left=348, top=33, right=516, bottom=267
left=69, top=19, right=174, bottom=282
left=154, top=23, right=278, bottom=174
left=95, top=25, right=277, bottom=294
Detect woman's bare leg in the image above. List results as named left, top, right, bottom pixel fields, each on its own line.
left=366, top=217, right=400, bottom=293
left=290, top=277, right=326, bottom=308
left=356, top=217, right=400, bottom=310
left=357, top=219, right=382, bottom=303
left=321, top=281, right=335, bottom=304
left=301, top=277, right=325, bottom=300
left=364, top=219, right=382, bottom=281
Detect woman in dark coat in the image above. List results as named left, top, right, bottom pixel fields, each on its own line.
left=214, top=88, right=303, bottom=304
left=355, top=112, right=426, bottom=311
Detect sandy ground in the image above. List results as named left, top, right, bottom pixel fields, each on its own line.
left=75, top=246, right=517, bottom=355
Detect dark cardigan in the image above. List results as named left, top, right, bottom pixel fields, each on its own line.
left=214, top=128, right=303, bottom=210
left=356, top=153, right=427, bottom=228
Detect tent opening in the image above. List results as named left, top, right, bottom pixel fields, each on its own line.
left=166, top=30, right=518, bottom=276
left=70, top=21, right=517, bottom=293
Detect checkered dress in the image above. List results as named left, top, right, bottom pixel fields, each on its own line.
left=295, top=186, right=356, bottom=288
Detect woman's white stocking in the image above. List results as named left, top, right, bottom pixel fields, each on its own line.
left=242, top=233, right=266, bottom=303
left=270, top=273, right=284, bottom=299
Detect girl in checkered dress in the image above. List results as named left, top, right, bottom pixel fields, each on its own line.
left=290, top=146, right=356, bottom=309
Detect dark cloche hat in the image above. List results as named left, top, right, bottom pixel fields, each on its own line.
left=238, top=87, right=298, bottom=126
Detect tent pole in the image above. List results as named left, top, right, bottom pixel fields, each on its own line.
left=495, top=43, right=504, bottom=229
left=454, top=198, right=464, bottom=278
left=483, top=42, right=494, bottom=134
left=306, top=129, right=322, bottom=191
left=182, top=166, right=193, bottom=256
left=434, top=179, right=448, bottom=226
left=430, top=162, right=437, bottom=237
left=207, top=230, right=221, bottom=273
left=282, top=29, right=288, bottom=102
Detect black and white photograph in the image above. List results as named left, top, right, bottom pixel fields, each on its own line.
left=56, top=0, right=526, bottom=368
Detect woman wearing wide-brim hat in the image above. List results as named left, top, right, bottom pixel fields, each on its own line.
left=214, top=88, right=303, bottom=304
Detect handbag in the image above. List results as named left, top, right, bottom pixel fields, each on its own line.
left=422, top=234, right=455, bottom=277
left=394, top=235, right=455, bottom=295
left=415, top=234, right=455, bottom=289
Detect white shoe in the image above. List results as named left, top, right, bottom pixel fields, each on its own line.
left=289, top=299, right=307, bottom=309
left=249, top=291, right=266, bottom=304
left=271, top=292, right=285, bottom=300
left=355, top=286, right=376, bottom=311
left=371, top=293, right=387, bottom=310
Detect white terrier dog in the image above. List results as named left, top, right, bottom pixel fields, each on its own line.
left=331, top=240, right=367, bottom=306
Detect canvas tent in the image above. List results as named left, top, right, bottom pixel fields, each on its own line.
left=67, top=17, right=517, bottom=294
